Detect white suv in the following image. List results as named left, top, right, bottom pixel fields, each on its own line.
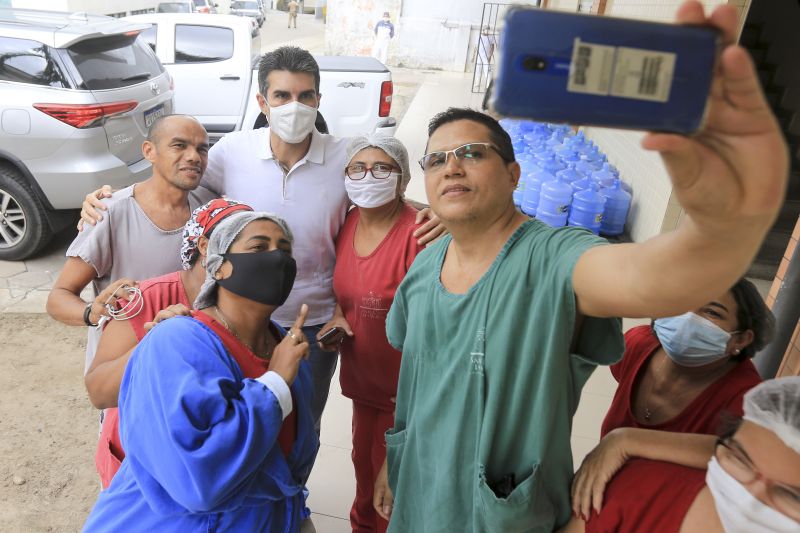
left=0, top=8, right=174, bottom=260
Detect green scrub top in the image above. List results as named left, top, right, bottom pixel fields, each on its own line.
left=385, top=219, right=624, bottom=532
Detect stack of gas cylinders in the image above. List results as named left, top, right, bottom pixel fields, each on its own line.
left=502, top=119, right=632, bottom=236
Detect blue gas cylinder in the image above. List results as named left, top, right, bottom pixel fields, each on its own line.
left=592, top=162, right=619, bottom=188
left=536, top=176, right=573, bottom=228
left=569, top=183, right=606, bottom=234
left=572, top=131, right=594, bottom=154
left=521, top=169, right=554, bottom=216
left=500, top=118, right=519, bottom=136
left=600, top=178, right=632, bottom=236
left=556, top=145, right=582, bottom=164
left=571, top=175, right=595, bottom=193
left=536, top=153, right=566, bottom=174
left=512, top=137, right=526, bottom=155
left=575, top=159, right=597, bottom=176
left=514, top=154, right=537, bottom=207
left=557, top=162, right=584, bottom=185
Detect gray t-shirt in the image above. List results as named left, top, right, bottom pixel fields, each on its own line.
left=66, top=184, right=216, bottom=371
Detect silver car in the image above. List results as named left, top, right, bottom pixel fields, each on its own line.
left=230, top=0, right=264, bottom=27
left=0, top=8, right=174, bottom=260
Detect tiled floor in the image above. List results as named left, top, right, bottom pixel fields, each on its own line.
left=305, top=318, right=649, bottom=529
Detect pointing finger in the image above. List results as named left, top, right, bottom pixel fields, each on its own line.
left=292, top=303, right=309, bottom=332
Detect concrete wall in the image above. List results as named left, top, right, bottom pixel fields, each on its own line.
left=325, top=0, right=538, bottom=71
left=325, top=0, right=405, bottom=62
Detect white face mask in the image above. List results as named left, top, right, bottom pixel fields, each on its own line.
left=345, top=171, right=400, bottom=208
left=267, top=100, right=318, bottom=144
left=706, top=457, right=800, bottom=533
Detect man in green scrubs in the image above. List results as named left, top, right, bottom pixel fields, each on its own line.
left=372, top=2, right=789, bottom=531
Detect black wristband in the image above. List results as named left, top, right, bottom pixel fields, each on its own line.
left=83, top=302, right=98, bottom=327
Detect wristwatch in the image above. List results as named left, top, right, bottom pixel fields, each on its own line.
left=83, top=302, right=98, bottom=327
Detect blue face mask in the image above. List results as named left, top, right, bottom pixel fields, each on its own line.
left=653, top=312, right=735, bottom=367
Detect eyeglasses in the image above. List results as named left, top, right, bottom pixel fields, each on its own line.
left=345, top=163, right=398, bottom=180
left=418, top=142, right=501, bottom=172
left=715, top=436, right=800, bottom=521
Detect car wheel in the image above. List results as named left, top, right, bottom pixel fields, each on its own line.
left=0, top=166, right=53, bottom=261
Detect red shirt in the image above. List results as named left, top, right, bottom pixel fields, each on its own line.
left=333, top=204, right=424, bottom=411
left=192, top=311, right=296, bottom=458
left=96, top=271, right=190, bottom=488
left=587, top=325, right=762, bottom=533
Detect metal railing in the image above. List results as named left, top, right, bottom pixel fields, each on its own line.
left=472, top=2, right=541, bottom=93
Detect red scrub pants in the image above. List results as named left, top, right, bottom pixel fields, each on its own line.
left=350, top=401, right=394, bottom=533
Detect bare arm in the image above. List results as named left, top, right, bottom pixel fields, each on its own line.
left=46, top=257, right=100, bottom=326
left=84, top=318, right=139, bottom=409
left=572, top=427, right=717, bottom=519
left=46, top=257, right=136, bottom=327
left=619, top=427, right=716, bottom=468
left=573, top=3, right=788, bottom=319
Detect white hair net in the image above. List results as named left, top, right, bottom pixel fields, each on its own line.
left=742, top=376, right=800, bottom=454
left=346, top=133, right=411, bottom=195
left=194, top=211, right=294, bottom=310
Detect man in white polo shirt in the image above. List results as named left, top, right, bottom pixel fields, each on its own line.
left=200, top=47, right=347, bottom=434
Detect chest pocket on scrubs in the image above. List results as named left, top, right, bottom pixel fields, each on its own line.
left=475, top=463, right=555, bottom=532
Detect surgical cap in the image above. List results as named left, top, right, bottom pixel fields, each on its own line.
left=742, top=376, right=800, bottom=454
left=194, top=211, right=294, bottom=309
left=346, top=133, right=411, bottom=195
left=181, top=198, right=253, bottom=269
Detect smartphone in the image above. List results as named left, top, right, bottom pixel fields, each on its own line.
left=487, top=7, right=720, bottom=134
left=318, top=326, right=345, bottom=345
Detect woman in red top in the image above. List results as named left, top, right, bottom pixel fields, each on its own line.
left=317, top=134, right=425, bottom=533
left=565, top=278, right=774, bottom=532
left=85, top=198, right=253, bottom=488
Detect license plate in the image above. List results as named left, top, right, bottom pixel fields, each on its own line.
left=144, top=104, right=166, bottom=128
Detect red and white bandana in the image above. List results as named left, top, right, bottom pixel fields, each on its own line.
left=181, top=199, right=253, bottom=269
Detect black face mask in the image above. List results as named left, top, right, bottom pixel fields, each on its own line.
left=217, top=250, right=296, bottom=306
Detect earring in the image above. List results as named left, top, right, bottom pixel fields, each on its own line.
left=201, top=258, right=206, bottom=268
left=733, top=349, right=741, bottom=355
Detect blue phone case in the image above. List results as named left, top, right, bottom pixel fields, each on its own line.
left=489, top=8, right=720, bottom=133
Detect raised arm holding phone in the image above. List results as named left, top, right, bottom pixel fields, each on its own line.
left=374, top=2, right=788, bottom=531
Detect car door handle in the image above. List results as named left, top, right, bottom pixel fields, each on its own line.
left=220, top=75, right=241, bottom=81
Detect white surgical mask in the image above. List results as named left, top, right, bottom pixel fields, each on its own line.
left=268, top=100, right=317, bottom=144
left=706, top=457, right=800, bottom=533
left=653, top=312, right=733, bottom=367
left=345, top=171, right=400, bottom=208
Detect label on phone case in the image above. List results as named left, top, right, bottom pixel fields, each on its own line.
left=568, top=38, right=676, bottom=103
left=567, top=38, right=616, bottom=96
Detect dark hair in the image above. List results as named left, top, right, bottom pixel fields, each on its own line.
left=426, top=107, right=515, bottom=163
left=257, top=46, right=320, bottom=97
left=730, top=278, right=776, bottom=361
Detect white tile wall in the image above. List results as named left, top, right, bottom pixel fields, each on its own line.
left=583, top=128, right=674, bottom=240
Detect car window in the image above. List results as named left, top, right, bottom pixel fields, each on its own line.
left=192, top=0, right=205, bottom=5
left=138, top=25, right=157, bottom=53
left=66, top=33, right=163, bottom=90
left=231, top=1, right=260, bottom=9
left=157, top=2, right=192, bottom=12
left=0, top=37, right=66, bottom=87
left=175, top=25, right=233, bottom=63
